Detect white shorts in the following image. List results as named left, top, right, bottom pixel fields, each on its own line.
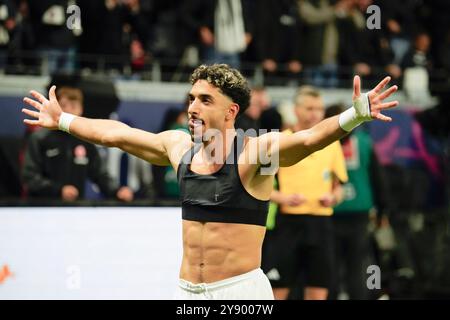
left=173, top=268, right=274, bottom=300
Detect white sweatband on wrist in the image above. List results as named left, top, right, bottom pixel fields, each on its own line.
left=338, top=108, right=360, bottom=132
left=58, top=112, right=76, bottom=133
left=339, top=92, right=372, bottom=132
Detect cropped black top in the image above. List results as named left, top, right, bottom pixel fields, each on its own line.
left=177, top=133, right=269, bottom=226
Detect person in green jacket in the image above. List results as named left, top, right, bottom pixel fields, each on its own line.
left=326, top=104, right=387, bottom=300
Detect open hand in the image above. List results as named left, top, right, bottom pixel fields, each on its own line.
left=352, top=75, right=399, bottom=122
left=22, top=86, right=62, bottom=130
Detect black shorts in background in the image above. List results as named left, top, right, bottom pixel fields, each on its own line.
left=262, top=213, right=335, bottom=289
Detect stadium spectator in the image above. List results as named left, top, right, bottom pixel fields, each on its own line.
left=401, top=31, right=432, bottom=70
left=297, top=0, right=353, bottom=88
left=27, top=0, right=78, bottom=75
left=378, top=0, right=422, bottom=65
left=0, top=0, right=17, bottom=72
left=338, top=0, right=401, bottom=87
left=325, top=103, right=387, bottom=300
left=22, top=86, right=133, bottom=202
left=181, top=0, right=253, bottom=69
left=263, top=86, right=348, bottom=300
left=235, top=86, right=271, bottom=135
left=152, top=106, right=188, bottom=200
left=253, top=0, right=302, bottom=85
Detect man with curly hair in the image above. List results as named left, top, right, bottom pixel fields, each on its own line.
left=22, top=64, right=398, bottom=300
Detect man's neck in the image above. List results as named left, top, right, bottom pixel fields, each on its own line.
left=200, top=128, right=236, bottom=165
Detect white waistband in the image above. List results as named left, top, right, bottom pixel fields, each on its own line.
left=178, top=268, right=263, bottom=294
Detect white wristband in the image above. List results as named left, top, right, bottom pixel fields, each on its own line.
left=338, top=93, right=372, bottom=132
left=338, top=108, right=361, bottom=132
left=58, top=112, right=76, bottom=133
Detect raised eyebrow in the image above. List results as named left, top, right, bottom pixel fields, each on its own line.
left=192, top=94, right=214, bottom=101
left=188, top=92, right=215, bottom=102
left=201, top=94, right=215, bottom=101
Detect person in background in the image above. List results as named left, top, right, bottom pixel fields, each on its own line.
left=378, top=0, right=421, bottom=65
left=401, top=31, right=432, bottom=71
left=27, top=0, right=78, bottom=75
left=254, top=0, right=302, bottom=85
left=338, top=0, right=402, bottom=87
left=326, top=103, right=386, bottom=300
left=298, top=0, right=353, bottom=88
left=235, top=86, right=271, bottom=135
left=181, top=0, right=253, bottom=69
left=152, top=105, right=189, bottom=200
left=22, top=86, right=133, bottom=202
left=0, top=0, right=17, bottom=72
left=263, top=85, right=348, bottom=300
left=103, top=119, right=155, bottom=201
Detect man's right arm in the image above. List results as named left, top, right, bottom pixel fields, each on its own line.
left=22, top=86, right=192, bottom=167
left=68, top=118, right=185, bottom=166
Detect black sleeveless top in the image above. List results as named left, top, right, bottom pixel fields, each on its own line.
left=177, top=133, right=269, bottom=226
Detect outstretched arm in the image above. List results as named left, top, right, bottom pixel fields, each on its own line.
left=272, top=75, right=398, bottom=167
left=22, top=86, right=192, bottom=167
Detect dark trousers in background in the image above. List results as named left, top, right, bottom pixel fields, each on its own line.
left=263, top=214, right=335, bottom=299
left=329, top=213, right=373, bottom=300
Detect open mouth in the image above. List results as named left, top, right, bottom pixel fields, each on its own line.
left=189, top=118, right=204, bottom=130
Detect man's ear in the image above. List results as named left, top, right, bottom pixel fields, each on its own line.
left=227, top=103, right=240, bottom=120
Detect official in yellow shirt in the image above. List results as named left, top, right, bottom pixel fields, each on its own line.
left=278, top=133, right=348, bottom=216
left=263, top=86, right=348, bottom=301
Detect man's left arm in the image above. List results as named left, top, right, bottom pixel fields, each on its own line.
left=273, top=75, right=398, bottom=167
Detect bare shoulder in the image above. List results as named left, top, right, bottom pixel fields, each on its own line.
left=162, top=130, right=193, bottom=169
left=240, top=133, right=280, bottom=173
left=239, top=135, right=276, bottom=201
left=160, top=129, right=192, bottom=145
left=254, top=131, right=283, bottom=145
left=245, top=132, right=278, bottom=149
left=244, top=131, right=283, bottom=160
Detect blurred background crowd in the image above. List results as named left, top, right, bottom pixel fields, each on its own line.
left=0, top=0, right=448, bottom=87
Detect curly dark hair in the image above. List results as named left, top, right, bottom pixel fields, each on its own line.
left=190, top=64, right=251, bottom=115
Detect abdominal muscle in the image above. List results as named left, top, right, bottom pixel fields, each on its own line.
left=180, top=219, right=266, bottom=284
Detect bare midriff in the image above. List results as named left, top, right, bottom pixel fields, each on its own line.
left=179, top=219, right=266, bottom=284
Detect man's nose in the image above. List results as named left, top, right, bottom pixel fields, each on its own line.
left=188, top=99, right=200, bottom=115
